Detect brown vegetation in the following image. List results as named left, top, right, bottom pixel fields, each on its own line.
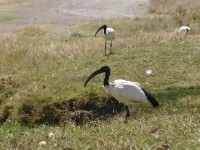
left=0, top=96, right=124, bottom=125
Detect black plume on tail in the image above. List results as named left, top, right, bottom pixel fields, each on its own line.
left=142, top=88, right=159, bottom=107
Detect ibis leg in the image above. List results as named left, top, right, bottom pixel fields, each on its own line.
left=105, top=41, right=107, bottom=56
left=109, top=41, right=113, bottom=55
left=124, top=105, right=130, bottom=123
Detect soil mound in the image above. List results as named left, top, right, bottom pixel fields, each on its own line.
left=0, top=96, right=124, bottom=125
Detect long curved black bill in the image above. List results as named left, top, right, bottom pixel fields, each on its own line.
left=95, top=26, right=103, bottom=37
left=84, top=69, right=102, bottom=87
left=84, top=66, right=110, bottom=87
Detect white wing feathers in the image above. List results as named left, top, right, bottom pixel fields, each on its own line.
left=104, top=79, right=149, bottom=105
left=112, top=79, right=140, bottom=86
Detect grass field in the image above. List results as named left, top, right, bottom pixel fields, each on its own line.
left=0, top=0, right=200, bottom=149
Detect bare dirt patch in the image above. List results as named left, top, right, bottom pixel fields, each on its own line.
left=0, top=96, right=124, bottom=125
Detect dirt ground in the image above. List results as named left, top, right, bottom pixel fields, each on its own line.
left=0, top=0, right=150, bottom=34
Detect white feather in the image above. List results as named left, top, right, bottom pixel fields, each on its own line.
left=178, top=26, right=191, bottom=34
left=104, top=79, right=149, bottom=105
left=105, top=28, right=115, bottom=41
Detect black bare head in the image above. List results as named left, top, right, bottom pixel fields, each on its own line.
left=95, top=25, right=107, bottom=36
left=84, top=66, right=110, bottom=87
left=101, top=25, right=107, bottom=29
left=186, top=28, right=190, bottom=34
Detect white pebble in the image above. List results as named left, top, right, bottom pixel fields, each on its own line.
left=48, top=132, right=55, bottom=138
left=146, top=69, right=152, bottom=75
left=39, top=141, right=47, bottom=146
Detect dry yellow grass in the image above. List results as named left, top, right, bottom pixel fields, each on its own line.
left=150, top=0, right=200, bottom=16
left=150, top=0, right=200, bottom=28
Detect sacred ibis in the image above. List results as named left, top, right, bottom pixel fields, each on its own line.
left=84, top=66, right=159, bottom=122
left=95, top=25, right=115, bottom=56
left=178, top=26, right=191, bottom=34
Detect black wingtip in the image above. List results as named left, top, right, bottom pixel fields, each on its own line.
left=142, top=88, right=159, bottom=107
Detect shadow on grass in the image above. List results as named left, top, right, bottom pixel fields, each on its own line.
left=155, top=85, right=200, bottom=103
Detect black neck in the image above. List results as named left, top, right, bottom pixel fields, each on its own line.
left=186, top=28, right=189, bottom=33
left=84, top=66, right=111, bottom=87
left=103, top=27, right=107, bottom=34
left=103, top=66, right=110, bottom=86
left=104, top=73, right=109, bottom=86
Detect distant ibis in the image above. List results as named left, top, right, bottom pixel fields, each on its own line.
left=95, top=25, right=115, bottom=56
left=84, top=66, right=159, bottom=122
left=178, top=26, right=191, bottom=35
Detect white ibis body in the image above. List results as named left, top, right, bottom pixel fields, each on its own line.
left=84, top=66, right=159, bottom=122
left=178, top=26, right=191, bottom=34
left=95, top=25, right=115, bottom=56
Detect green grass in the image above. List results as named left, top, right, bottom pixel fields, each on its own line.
left=0, top=8, right=200, bottom=150
left=0, top=114, right=199, bottom=149
left=0, top=15, right=19, bottom=24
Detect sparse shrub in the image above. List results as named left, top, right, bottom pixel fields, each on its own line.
left=0, top=76, right=18, bottom=104
left=0, top=105, right=13, bottom=123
